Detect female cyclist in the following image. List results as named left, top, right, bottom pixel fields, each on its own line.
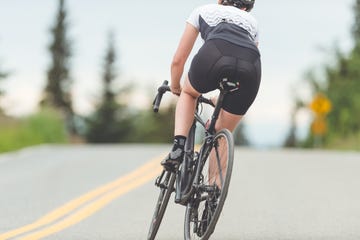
left=162, top=0, right=261, bottom=169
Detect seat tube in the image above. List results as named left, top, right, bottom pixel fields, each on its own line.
left=208, top=90, right=226, bottom=134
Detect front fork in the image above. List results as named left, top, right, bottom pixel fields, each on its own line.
left=155, top=169, right=173, bottom=192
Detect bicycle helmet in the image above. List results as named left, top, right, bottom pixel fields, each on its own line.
left=222, top=0, right=255, bottom=12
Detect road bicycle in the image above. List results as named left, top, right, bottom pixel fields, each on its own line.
left=148, top=79, right=236, bottom=240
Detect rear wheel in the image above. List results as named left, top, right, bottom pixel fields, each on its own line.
left=147, top=170, right=176, bottom=240
left=184, top=129, right=234, bottom=240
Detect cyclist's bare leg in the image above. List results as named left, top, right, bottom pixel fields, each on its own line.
left=209, top=110, right=243, bottom=189
left=162, top=77, right=200, bottom=168
left=174, top=76, right=201, bottom=137
left=216, top=110, right=243, bottom=132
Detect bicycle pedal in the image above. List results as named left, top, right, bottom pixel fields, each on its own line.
left=155, top=177, right=161, bottom=187
left=161, top=162, right=179, bottom=172
left=159, top=183, right=168, bottom=189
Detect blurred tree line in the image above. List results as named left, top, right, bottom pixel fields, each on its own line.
left=0, top=0, right=249, bottom=150
left=82, top=32, right=176, bottom=144
left=0, top=56, right=8, bottom=114
left=285, top=0, right=360, bottom=150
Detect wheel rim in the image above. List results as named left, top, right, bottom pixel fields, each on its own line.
left=185, top=129, right=234, bottom=240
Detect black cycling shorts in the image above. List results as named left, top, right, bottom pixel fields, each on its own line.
left=188, top=39, right=261, bottom=115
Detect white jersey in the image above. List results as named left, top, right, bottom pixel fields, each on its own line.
left=187, top=4, right=259, bottom=50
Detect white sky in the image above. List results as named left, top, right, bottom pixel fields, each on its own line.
left=0, top=0, right=355, bottom=147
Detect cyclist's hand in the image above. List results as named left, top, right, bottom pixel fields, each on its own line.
left=171, top=83, right=182, bottom=96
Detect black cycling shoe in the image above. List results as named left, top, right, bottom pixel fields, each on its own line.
left=161, top=148, right=184, bottom=171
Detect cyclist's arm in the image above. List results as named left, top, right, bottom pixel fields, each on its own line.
left=170, top=23, right=199, bottom=95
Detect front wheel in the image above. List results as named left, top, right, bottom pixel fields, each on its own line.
left=184, top=129, right=234, bottom=240
left=147, top=170, right=176, bottom=240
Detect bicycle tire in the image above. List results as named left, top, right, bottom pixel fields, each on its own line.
left=184, top=129, right=234, bottom=240
left=147, top=170, right=176, bottom=240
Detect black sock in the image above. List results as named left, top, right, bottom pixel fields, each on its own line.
left=172, top=135, right=186, bottom=152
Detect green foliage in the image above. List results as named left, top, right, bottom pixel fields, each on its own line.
left=320, top=0, right=360, bottom=149
left=0, top=109, right=68, bottom=153
left=84, top=102, right=133, bottom=143
left=326, top=131, right=360, bottom=150
left=294, top=0, right=360, bottom=150
left=85, top=100, right=175, bottom=144
left=128, top=104, right=175, bottom=143
left=322, top=49, right=360, bottom=148
left=300, top=49, right=360, bottom=149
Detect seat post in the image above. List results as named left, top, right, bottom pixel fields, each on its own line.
left=207, top=89, right=227, bottom=135
left=207, top=77, right=239, bottom=135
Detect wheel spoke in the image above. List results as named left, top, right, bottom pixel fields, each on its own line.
left=184, top=129, right=234, bottom=240
left=214, top=144, right=224, bottom=187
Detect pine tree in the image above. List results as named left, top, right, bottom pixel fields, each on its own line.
left=0, top=68, right=6, bottom=97
left=0, top=59, right=8, bottom=114
left=353, top=0, right=360, bottom=47
left=85, top=33, right=132, bottom=143
left=43, top=0, right=75, bottom=134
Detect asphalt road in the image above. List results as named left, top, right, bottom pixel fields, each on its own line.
left=0, top=145, right=359, bottom=240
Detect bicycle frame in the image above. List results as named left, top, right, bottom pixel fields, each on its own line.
left=149, top=78, right=238, bottom=240
left=174, top=78, right=237, bottom=205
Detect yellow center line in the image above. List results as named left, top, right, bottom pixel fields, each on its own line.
left=20, top=165, right=162, bottom=240
left=0, top=155, right=164, bottom=240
